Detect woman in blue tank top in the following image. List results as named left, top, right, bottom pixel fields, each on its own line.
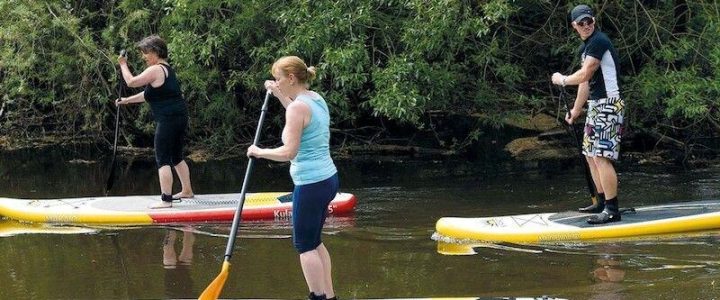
left=116, top=35, right=194, bottom=209
left=247, top=56, right=339, bottom=300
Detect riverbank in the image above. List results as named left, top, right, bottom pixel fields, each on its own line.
left=3, top=110, right=718, bottom=169
left=1, top=131, right=718, bottom=172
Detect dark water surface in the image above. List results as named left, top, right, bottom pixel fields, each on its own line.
left=1, top=146, right=720, bottom=299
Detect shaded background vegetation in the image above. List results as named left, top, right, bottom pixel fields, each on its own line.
left=0, top=0, right=717, bottom=159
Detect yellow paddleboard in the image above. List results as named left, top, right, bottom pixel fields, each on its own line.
left=0, top=192, right=356, bottom=225
left=436, top=200, right=720, bottom=244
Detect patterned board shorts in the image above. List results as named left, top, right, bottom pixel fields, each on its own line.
left=582, top=97, right=625, bottom=161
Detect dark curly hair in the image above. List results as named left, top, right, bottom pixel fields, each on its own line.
left=136, top=35, right=168, bottom=59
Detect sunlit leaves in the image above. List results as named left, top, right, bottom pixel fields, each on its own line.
left=1, top=0, right=718, bottom=155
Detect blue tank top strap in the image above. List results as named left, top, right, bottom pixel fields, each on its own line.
left=289, top=92, right=337, bottom=185
left=295, top=94, right=326, bottom=132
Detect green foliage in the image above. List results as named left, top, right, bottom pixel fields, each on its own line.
left=0, top=1, right=116, bottom=137
left=624, top=1, right=720, bottom=150
left=0, top=0, right=718, bottom=156
left=369, top=56, right=430, bottom=123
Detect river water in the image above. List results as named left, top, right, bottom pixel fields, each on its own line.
left=0, top=146, right=719, bottom=299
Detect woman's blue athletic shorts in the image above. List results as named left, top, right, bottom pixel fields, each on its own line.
left=292, top=173, right=339, bottom=253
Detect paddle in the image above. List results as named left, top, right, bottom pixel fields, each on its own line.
left=559, top=86, right=598, bottom=205
left=105, top=49, right=127, bottom=194
left=199, top=90, right=272, bottom=300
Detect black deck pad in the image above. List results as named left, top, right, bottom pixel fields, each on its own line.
left=548, top=200, right=720, bottom=228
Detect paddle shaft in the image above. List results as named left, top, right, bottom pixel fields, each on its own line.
left=105, top=50, right=126, bottom=194
left=559, top=87, right=597, bottom=200
left=105, top=101, right=120, bottom=190
left=223, top=90, right=272, bottom=260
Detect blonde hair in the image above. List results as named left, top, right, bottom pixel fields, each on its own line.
left=271, top=56, right=317, bottom=84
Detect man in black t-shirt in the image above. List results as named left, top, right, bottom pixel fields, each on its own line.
left=552, top=5, right=625, bottom=224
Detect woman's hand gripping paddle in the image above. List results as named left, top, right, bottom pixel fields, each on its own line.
left=199, top=90, right=272, bottom=300
left=559, top=87, right=598, bottom=208
left=105, top=49, right=127, bottom=194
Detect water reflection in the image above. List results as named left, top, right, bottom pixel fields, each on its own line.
left=0, top=219, right=97, bottom=237
left=590, top=255, right=626, bottom=299
left=163, top=227, right=195, bottom=268
left=435, top=232, right=720, bottom=299
left=163, top=228, right=195, bottom=298
left=436, top=241, right=544, bottom=255
left=592, top=255, right=625, bottom=283
left=155, top=214, right=357, bottom=299
left=2, top=145, right=720, bottom=299
left=589, top=245, right=627, bottom=300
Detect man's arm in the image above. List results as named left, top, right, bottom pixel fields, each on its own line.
left=564, top=56, right=600, bottom=86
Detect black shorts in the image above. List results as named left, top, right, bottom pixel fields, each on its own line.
left=154, top=115, right=187, bottom=168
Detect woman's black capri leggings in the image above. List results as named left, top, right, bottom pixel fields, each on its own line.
left=154, top=115, right=188, bottom=168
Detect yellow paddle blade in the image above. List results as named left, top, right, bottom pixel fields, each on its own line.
left=199, top=261, right=231, bottom=300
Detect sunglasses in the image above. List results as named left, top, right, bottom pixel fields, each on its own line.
left=576, top=18, right=594, bottom=27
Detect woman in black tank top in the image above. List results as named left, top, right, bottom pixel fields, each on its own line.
left=116, top=35, right=194, bottom=209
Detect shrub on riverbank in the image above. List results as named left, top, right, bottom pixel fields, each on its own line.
left=0, top=1, right=717, bottom=159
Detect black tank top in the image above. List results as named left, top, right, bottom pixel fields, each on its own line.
left=144, top=63, right=187, bottom=120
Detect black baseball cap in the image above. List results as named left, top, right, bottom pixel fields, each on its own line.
left=571, top=4, right=594, bottom=23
